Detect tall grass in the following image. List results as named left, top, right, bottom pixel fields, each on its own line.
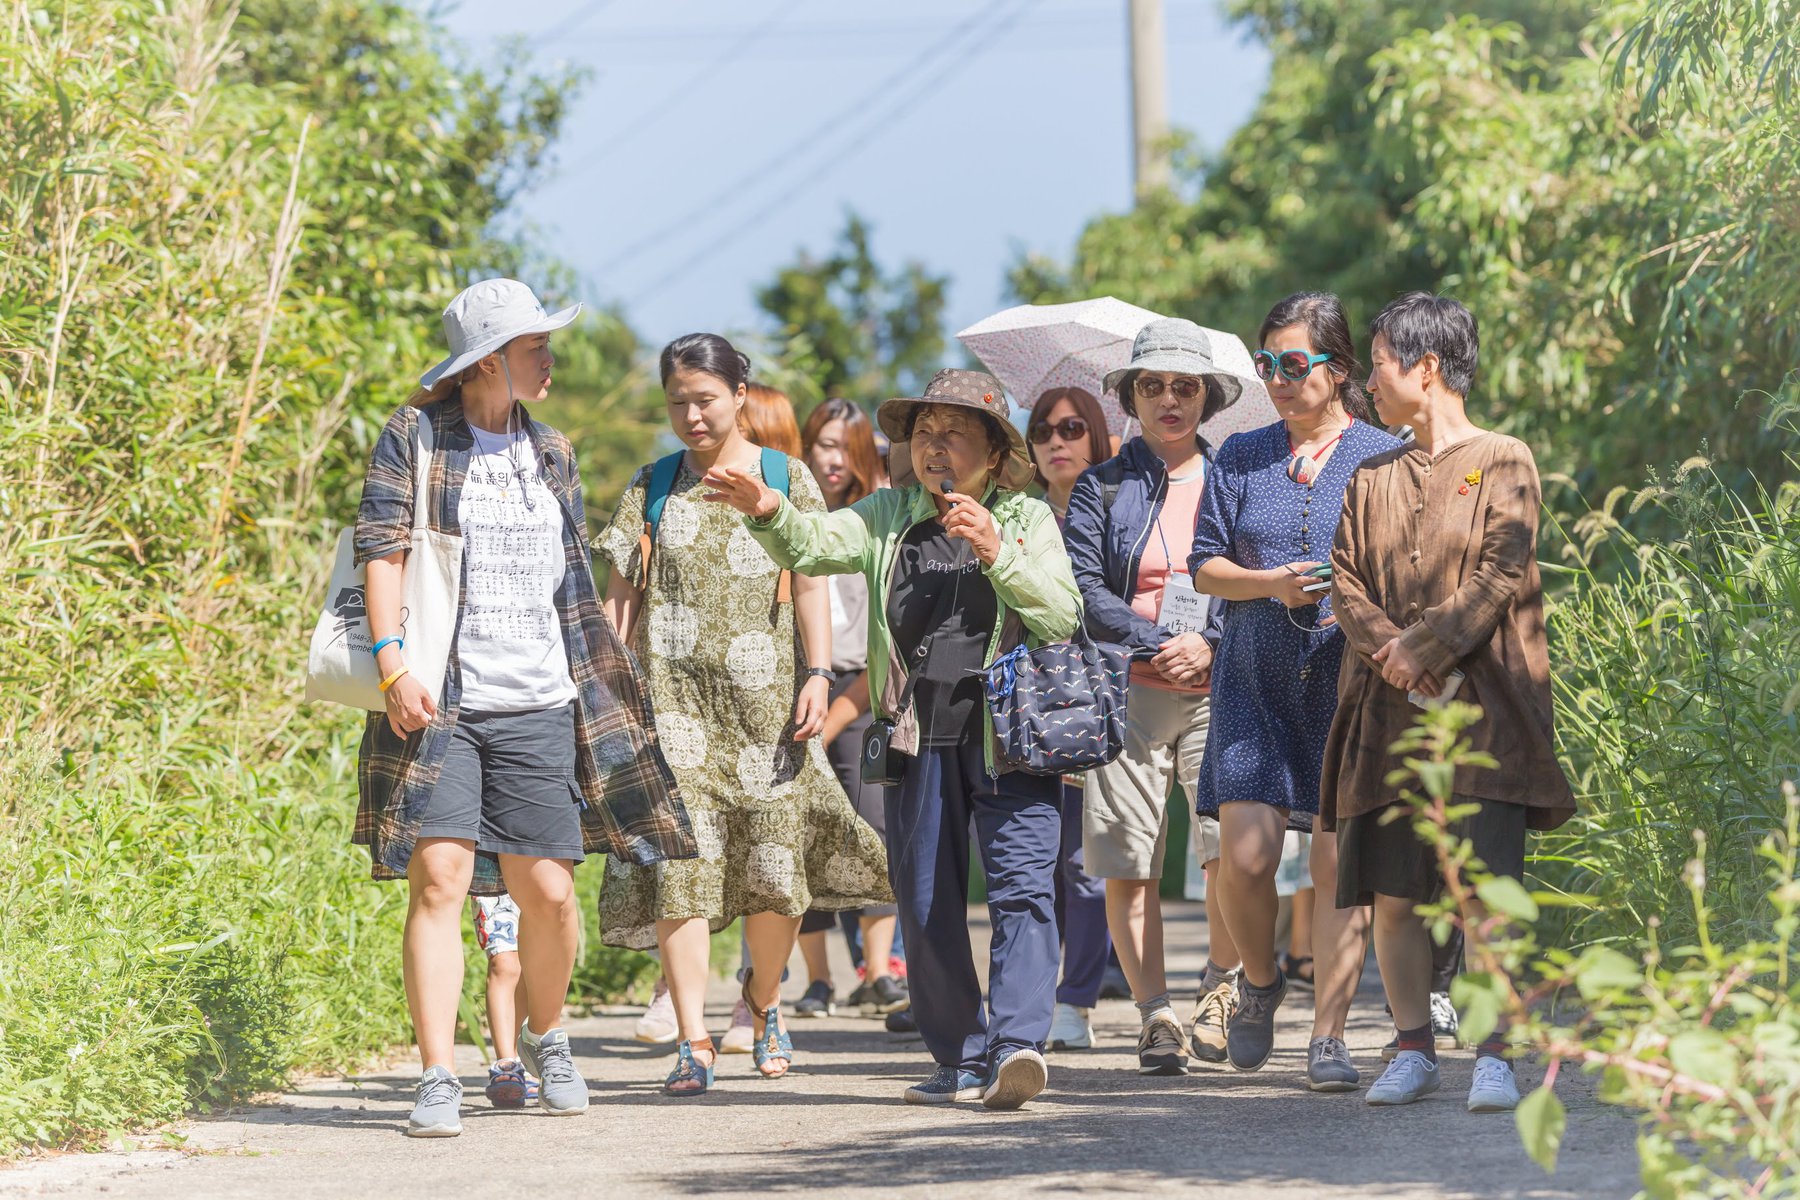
left=1538, top=431, right=1800, bottom=948
left=0, top=0, right=653, bottom=1155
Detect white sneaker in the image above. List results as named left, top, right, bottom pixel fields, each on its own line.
left=720, top=997, right=755, bottom=1054
left=633, top=979, right=678, bottom=1045
left=1046, top=1003, right=1093, bottom=1051
left=1365, top=1050, right=1441, bottom=1106
left=1467, top=1056, right=1522, bottom=1112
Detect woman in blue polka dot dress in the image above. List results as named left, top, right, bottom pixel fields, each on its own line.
left=1187, top=292, right=1402, bottom=1088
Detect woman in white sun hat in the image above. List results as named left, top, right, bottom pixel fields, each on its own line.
left=353, top=278, right=694, bottom=1138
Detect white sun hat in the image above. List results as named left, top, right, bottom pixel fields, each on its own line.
left=418, top=278, right=582, bottom=388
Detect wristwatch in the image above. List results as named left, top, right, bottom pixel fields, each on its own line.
left=805, top=667, right=834, bottom=682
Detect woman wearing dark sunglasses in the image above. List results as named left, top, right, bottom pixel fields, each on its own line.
left=1021, top=386, right=1115, bottom=1053
left=1026, top=387, right=1112, bottom=522
left=1186, top=292, right=1400, bottom=1091
left=1062, top=319, right=1248, bottom=1076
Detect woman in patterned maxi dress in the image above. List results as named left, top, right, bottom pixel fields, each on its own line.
left=596, top=333, right=890, bottom=1096
left=1188, top=293, right=1401, bottom=1088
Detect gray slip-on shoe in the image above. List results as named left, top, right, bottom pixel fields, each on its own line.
left=1306, top=1035, right=1361, bottom=1092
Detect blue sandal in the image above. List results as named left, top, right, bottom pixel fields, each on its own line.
left=744, top=976, right=794, bottom=1079
left=663, top=1038, right=715, bottom=1097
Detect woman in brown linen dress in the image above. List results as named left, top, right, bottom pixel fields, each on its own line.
left=1322, top=293, right=1575, bottom=1115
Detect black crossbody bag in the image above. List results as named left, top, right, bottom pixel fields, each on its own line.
left=861, top=553, right=966, bottom=786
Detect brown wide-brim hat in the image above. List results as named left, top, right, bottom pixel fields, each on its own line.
left=876, top=368, right=1036, bottom=492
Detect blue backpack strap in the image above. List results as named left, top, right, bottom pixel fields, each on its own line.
left=636, top=451, right=685, bottom=585
left=760, top=445, right=790, bottom=498
left=643, top=451, right=685, bottom=534
left=760, top=447, right=794, bottom=605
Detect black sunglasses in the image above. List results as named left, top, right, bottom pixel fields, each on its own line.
left=1029, top=417, right=1089, bottom=446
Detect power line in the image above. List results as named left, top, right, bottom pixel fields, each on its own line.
left=588, top=0, right=1028, bottom=278
left=626, top=0, right=1036, bottom=307
left=564, top=0, right=806, bottom=179
left=538, top=0, right=619, bottom=42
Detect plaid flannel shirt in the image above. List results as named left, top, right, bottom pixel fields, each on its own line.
left=352, top=400, right=695, bottom=893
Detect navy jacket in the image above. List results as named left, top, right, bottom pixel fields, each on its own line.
left=1063, top=435, right=1227, bottom=659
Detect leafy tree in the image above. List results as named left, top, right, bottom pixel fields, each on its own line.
left=1010, top=0, right=1800, bottom=496
left=756, top=211, right=949, bottom=405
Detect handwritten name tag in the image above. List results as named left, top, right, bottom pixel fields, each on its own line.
left=1158, top=572, right=1211, bottom=636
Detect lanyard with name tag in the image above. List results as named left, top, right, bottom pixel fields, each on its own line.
left=1158, top=571, right=1210, bottom=635
left=1150, top=476, right=1210, bottom=637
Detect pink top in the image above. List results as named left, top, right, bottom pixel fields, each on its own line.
left=1129, top=465, right=1209, bottom=693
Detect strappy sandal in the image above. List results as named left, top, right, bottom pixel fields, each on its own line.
left=663, top=1037, right=715, bottom=1097
left=1281, top=953, right=1316, bottom=990
left=742, top=974, right=794, bottom=1079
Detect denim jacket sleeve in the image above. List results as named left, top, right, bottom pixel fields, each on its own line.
left=1064, top=466, right=1171, bottom=658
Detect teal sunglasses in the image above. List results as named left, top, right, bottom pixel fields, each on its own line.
left=1254, top=348, right=1333, bottom=383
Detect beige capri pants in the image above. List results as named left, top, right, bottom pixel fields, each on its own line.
left=1083, top=683, right=1219, bottom=880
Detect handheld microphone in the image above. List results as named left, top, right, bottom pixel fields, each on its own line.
left=941, top=478, right=967, bottom=567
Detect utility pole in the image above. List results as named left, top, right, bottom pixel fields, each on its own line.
left=1127, top=0, right=1171, bottom=199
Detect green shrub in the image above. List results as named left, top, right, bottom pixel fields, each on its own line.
left=1396, top=705, right=1800, bottom=1197
left=1540, top=439, right=1800, bottom=948
left=0, top=0, right=650, bottom=1156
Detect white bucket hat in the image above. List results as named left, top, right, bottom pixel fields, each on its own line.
left=419, top=278, right=582, bottom=388
left=1101, top=317, right=1248, bottom=411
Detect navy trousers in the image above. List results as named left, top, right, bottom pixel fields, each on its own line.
left=887, top=740, right=1061, bottom=1073
left=1054, top=780, right=1112, bottom=1008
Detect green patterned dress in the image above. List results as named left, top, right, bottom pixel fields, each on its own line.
left=593, top=453, right=892, bottom=949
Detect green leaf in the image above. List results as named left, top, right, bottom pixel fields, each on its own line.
left=1476, top=876, right=1540, bottom=923
left=1515, top=1084, right=1566, bottom=1172
left=1667, top=1029, right=1738, bottom=1086
left=1414, top=760, right=1455, bottom=799
left=1450, top=972, right=1502, bottom=1048
left=1573, top=947, right=1643, bottom=1001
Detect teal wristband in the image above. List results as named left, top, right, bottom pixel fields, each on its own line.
left=370, top=636, right=404, bottom=658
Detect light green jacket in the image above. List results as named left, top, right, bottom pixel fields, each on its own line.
left=746, top=483, right=1082, bottom=771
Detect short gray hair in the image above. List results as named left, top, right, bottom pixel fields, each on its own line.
left=1369, top=292, right=1479, bottom=397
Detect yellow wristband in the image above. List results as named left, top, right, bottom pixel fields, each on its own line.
left=378, top=666, right=410, bottom=693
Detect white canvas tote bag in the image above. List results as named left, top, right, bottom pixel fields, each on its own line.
left=304, top=413, right=462, bottom=710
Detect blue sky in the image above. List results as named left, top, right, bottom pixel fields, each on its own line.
left=439, top=0, right=1270, bottom=349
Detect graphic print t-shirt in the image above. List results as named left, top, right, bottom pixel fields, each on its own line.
left=886, top=519, right=997, bottom=745
left=455, top=426, right=577, bottom=713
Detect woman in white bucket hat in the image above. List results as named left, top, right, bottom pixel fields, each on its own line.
left=353, top=278, right=695, bottom=1137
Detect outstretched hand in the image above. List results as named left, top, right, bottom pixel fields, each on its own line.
left=702, top=466, right=781, bottom=520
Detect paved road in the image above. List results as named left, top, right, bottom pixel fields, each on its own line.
left=3, top=903, right=1641, bottom=1198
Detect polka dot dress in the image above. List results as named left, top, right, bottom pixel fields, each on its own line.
left=1189, top=420, right=1403, bottom=828
left=593, top=455, right=891, bottom=949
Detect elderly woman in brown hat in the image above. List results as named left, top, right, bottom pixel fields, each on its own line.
left=703, top=368, right=1081, bottom=1112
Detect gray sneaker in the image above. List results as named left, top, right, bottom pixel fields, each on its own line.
left=520, top=1025, right=589, bottom=1116
left=1306, top=1036, right=1360, bottom=1092
left=1226, top=974, right=1287, bottom=1072
left=406, top=1065, right=463, bottom=1137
